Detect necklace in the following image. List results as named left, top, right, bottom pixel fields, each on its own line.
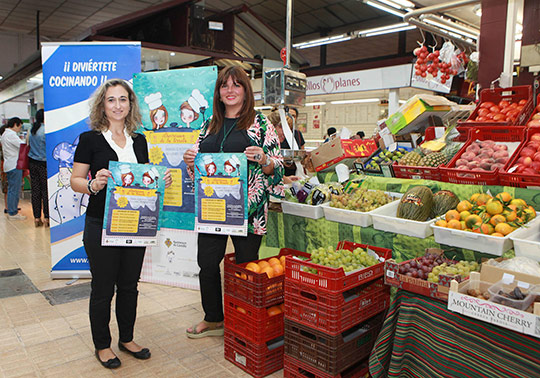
left=219, top=119, right=238, bottom=152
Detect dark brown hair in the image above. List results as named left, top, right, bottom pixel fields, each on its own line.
left=208, top=66, right=256, bottom=134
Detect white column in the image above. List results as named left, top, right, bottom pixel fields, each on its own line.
left=388, top=88, right=400, bottom=116
left=501, top=0, right=523, bottom=87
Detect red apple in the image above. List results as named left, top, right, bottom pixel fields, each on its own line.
left=531, top=161, right=540, bottom=171
left=530, top=133, right=540, bottom=141
left=524, top=156, right=533, bottom=166
left=521, top=147, right=536, bottom=158
left=528, top=119, right=540, bottom=127
left=532, top=114, right=540, bottom=120
left=533, top=152, right=540, bottom=162
left=523, top=168, right=537, bottom=175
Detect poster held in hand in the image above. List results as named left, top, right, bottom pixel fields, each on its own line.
left=102, top=161, right=167, bottom=246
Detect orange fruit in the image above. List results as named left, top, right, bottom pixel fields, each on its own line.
left=447, top=219, right=462, bottom=230
left=470, top=193, right=480, bottom=203
left=237, top=306, right=247, bottom=314
left=523, top=206, right=537, bottom=222
left=235, top=272, right=248, bottom=280
left=460, top=221, right=466, bottom=230
left=435, top=219, right=447, bottom=227
left=279, top=303, right=285, bottom=312
left=260, top=266, right=274, bottom=278
left=272, top=264, right=284, bottom=276
left=495, top=192, right=512, bottom=203
left=465, top=214, right=482, bottom=229
left=491, top=232, right=505, bottom=237
left=459, top=211, right=471, bottom=221
left=268, top=257, right=281, bottom=266
left=510, top=199, right=526, bottom=211
left=486, top=199, right=504, bottom=215
left=279, top=256, right=286, bottom=266
left=489, top=214, right=506, bottom=226
left=246, top=262, right=260, bottom=273
left=472, top=223, right=493, bottom=235
left=495, top=223, right=514, bottom=236
left=503, top=210, right=517, bottom=222
left=445, top=210, right=461, bottom=222
left=456, top=200, right=473, bottom=213
left=267, top=306, right=282, bottom=316
left=258, top=261, right=270, bottom=270
left=475, top=193, right=492, bottom=206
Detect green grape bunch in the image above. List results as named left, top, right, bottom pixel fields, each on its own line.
left=427, top=260, right=480, bottom=283
left=330, top=189, right=392, bottom=212
left=307, top=245, right=379, bottom=273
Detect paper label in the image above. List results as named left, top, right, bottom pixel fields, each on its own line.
left=517, top=281, right=530, bottom=289
left=502, top=273, right=515, bottom=284
left=386, top=270, right=395, bottom=278
left=235, top=352, right=247, bottom=366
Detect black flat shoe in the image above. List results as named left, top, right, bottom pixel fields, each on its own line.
left=118, top=341, right=151, bottom=360
left=95, top=350, right=121, bottom=369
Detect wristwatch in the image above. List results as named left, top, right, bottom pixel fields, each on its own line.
left=87, top=179, right=100, bottom=195
left=260, top=155, right=272, bottom=167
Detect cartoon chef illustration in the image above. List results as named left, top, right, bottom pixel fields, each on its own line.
left=203, top=155, right=217, bottom=176
left=223, top=155, right=241, bottom=176
left=120, top=164, right=134, bottom=187
left=142, top=167, right=160, bottom=188
left=49, top=141, right=88, bottom=225
left=180, top=89, right=208, bottom=128
left=145, top=92, right=168, bottom=130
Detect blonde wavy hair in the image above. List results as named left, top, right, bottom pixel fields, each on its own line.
left=89, top=79, right=142, bottom=135
left=267, top=110, right=293, bottom=130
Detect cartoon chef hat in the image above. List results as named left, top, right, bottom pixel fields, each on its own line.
left=52, top=141, right=77, bottom=168
left=188, top=89, right=208, bottom=113
left=144, top=92, right=163, bottom=110
left=119, top=164, right=131, bottom=174
left=229, top=155, right=241, bottom=166
left=203, top=155, right=213, bottom=165
left=148, top=167, right=160, bottom=178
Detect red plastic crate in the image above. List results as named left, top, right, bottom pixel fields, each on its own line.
left=284, top=313, right=384, bottom=376
left=284, top=278, right=390, bottom=335
left=440, top=126, right=526, bottom=185
left=224, top=329, right=284, bottom=378
left=224, top=294, right=284, bottom=344
left=225, top=248, right=310, bottom=307
left=285, top=241, right=391, bottom=294
left=458, top=85, right=533, bottom=126
left=392, top=126, right=471, bottom=182
left=525, top=94, right=540, bottom=127
left=284, top=355, right=369, bottom=378
left=499, top=126, right=540, bottom=188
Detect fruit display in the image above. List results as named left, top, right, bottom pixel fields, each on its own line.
left=245, top=256, right=287, bottom=278
left=396, top=186, right=434, bottom=222
left=428, top=261, right=479, bottom=283
left=285, top=180, right=343, bottom=205
left=454, top=139, right=511, bottom=172
left=397, top=252, right=479, bottom=282
left=507, top=132, right=540, bottom=175
left=431, top=190, right=460, bottom=218
left=308, top=245, right=379, bottom=273
left=434, top=192, right=536, bottom=236
left=469, top=99, right=528, bottom=123
left=526, top=103, right=540, bottom=127
left=329, top=188, right=393, bottom=212
left=365, top=147, right=409, bottom=171
left=412, top=45, right=460, bottom=84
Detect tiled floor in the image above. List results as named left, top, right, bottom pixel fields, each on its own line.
left=0, top=195, right=283, bottom=377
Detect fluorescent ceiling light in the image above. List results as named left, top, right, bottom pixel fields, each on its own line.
left=255, top=106, right=273, bottom=110
left=331, top=98, right=380, bottom=104
left=293, top=34, right=353, bottom=49
left=363, top=25, right=416, bottom=37
left=358, top=22, right=410, bottom=35
left=377, top=0, right=415, bottom=9
left=364, top=1, right=406, bottom=17
left=305, top=102, right=326, bottom=106
left=422, top=18, right=478, bottom=40
left=170, top=52, right=175, bottom=56
left=399, top=100, right=406, bottom=104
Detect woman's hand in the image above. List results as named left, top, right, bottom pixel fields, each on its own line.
left=92, top=168, right=112, bottom=192
left=244, top=146, right=266, bottom=164
left=164, top=169, right=173, bottom=188
left=183, top=147, right=197, bottom=170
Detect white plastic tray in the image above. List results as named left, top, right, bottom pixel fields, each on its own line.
left=281, top=201, right=324, bottom=219
left=370, top=201, right=435, bottom=239
left=321, top=199, right=399, bottom=227
left=509, top=216, right=540, bottom=262
left=431, top=221, right=514, bottom=256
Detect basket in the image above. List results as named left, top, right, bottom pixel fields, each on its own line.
left=224, top=294, right=284, bottom=344
left=284, top=278, right=390, bottom=335
left=224, top=248, right=310, bottom=307
left=458, top=85, right=533, bottom=127
left=499, top=127, right=540, bottom=188
left=283, top=355, right=369, bottom=378
left=284, top=313, right=384, bottom=375
left=440, top=126, right=525, bottom=185
left=224, top=329, right=284, bottom=378
left=285, top=241, right=391, bottom=294
left=525, top=93, right=540, bottom=127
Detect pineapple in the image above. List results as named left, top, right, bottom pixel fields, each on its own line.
left=399, top=151, right=422, bottom=166
left=419, top=151, right=447, bottom=167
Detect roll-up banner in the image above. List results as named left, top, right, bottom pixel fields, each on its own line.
left=42, top=42, right=141, bottom=278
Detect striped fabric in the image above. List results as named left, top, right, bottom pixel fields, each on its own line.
left=369, top=290, right=540, bottom=378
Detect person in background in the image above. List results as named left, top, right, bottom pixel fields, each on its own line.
left=71, top=79, right=172, bottom=369
left=0, top=124, right=8, bottom=212
left=270, top=106, right=305, bottom=149
left=28, top=109, right=49, bottom=227
left=267, top=110, right=302, bottom=183
left=324, top=127, right=337, bottom=143
left=183, top=66, right=284, bottom=338
left=357, top=131, right=365, bottom=139
left=1, top=117, right=25, bottom=220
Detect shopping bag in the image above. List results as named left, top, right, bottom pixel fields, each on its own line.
left=16, top=143, right=30, bottom=170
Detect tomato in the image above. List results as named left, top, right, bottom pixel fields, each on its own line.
left=476, top=116, right=487, bottom=122
left=478, top=108, right=490, bottom=117
left=480, top=101, right=495, bottom=109
left=536, top=104, right=540, bottom=112
left=516, top=105, right=524, bottom=111
left=518, top=99, right=527, bottom=106
left=498, top=100, right=509, bottom=108
left=485, top=112, right=494, bottom=120
left=500, top=107, right=512, bottom=115
left=489, top=105, right=501, bottom=113
left=508, top=102, right=518, bottom=109
left=492, top=113, right=506, bottom=121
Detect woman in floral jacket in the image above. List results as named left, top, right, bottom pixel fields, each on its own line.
left=184, top=66, right=284, bottom=338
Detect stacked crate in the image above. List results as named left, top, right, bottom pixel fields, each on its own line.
left=283, top=241, right=392, bottom=378
left=223, top=250, right=309, bottom=378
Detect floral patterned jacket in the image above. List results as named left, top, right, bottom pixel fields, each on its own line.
left=190, top=113, right=284, bottom=235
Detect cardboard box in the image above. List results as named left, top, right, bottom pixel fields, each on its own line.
left=448, top=266, right=540, bottom=338
left=385, top=95, right=454, bottom=136
left=311, top=138, right=378, bottom=172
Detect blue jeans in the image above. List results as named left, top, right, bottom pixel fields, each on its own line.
left=6, top=169, right=22, bottom=215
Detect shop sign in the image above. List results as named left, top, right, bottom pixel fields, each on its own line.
left=410, top=70, right=453, bottom=94
left=306, top=64, right=412, bottom=96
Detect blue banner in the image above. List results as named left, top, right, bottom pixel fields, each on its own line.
left=42, top=42, right=141, bottom=277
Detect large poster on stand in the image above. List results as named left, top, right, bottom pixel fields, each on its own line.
left=42, top=42, right=141, bottom=278
left=133, top=66, right=217, bottom=231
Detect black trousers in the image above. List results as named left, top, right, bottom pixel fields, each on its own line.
left=29, top=158, right=49, bottom=219
left=83, top=216, right=146, bottom=350
left=197, top=232, right=262, bottom=322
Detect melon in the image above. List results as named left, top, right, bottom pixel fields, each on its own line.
left=397, top=186, right=433, bottom=221
left=431, top=190, right=460, bottom=218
